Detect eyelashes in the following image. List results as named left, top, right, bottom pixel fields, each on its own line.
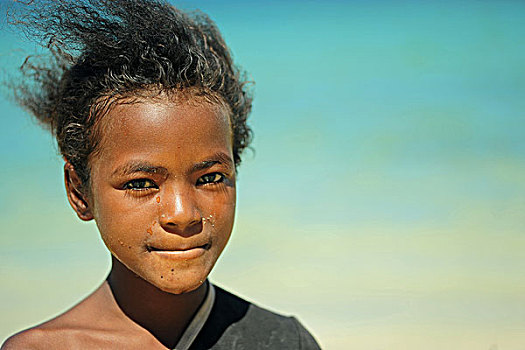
left=196, top=172, right=224, bottom=185
left=122, top=172, right=226, bottom=193
left=123, top=179, right=158, bottom=191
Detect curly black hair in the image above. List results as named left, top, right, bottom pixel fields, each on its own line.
left=10, top=0, right=253, bottom=190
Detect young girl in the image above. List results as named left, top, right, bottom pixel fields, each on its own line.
left=2, top=1, right=320, bottom=349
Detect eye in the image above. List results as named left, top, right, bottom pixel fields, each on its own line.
left=197, top=173, right=224, bottom=185
left=123, top=179, right=158, bottom=190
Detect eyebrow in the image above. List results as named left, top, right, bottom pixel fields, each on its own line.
left=111, top=152, right=234, bottom=177
left=112, top=161, right=168, bottom=177
left=191, top=152, right=234, bottom=173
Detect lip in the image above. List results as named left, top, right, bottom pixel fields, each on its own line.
left=147, top=243, right=211, bottom=260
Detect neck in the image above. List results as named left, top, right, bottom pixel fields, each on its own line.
left=107, top=256, right=208, bottom=348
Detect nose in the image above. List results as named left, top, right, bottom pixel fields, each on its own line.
left=159, top=187, right=203, bottom=236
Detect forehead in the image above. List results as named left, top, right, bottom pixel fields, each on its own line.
left=91, top=94, right=233, bottom=164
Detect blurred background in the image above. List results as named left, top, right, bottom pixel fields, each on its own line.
left=1, top=0, right=525, bottom=349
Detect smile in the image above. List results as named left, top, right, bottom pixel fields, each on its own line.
left=146, top=243, right=211, bottom=260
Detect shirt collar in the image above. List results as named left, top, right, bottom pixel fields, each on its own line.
left=173, top=281, right=215, bottom=350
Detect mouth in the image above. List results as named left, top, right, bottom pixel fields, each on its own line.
left=146, top=243, right=211, bottom=260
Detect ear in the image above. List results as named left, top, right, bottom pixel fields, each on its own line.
left=64, top=162, right=94, bottom=221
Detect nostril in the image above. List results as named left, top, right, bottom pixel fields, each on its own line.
left=159, top=214, right=203, bottom=234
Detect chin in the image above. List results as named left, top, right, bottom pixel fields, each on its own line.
left=148, top=272, right=209, bottom=295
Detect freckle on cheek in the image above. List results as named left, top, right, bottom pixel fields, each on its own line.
left=156, top=196, right=161, bottom=203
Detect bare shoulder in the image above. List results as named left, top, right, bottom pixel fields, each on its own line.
left=2, top=327, right=53, bottom=350
left=2, top=283, right=141, bottom=350
left=0, top=326, right=89, bottom=350
left=1, top=286, right=103, bottom=349
left=1, top=323, right=124, bottom=350
left=1, top=323, right=147, bottom=350
left=1, top=312, right=96, bottom=349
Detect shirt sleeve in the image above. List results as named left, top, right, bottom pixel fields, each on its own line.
left=290, top=317, right=322, bottom=350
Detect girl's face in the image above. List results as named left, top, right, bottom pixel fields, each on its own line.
left=84, top=95, right=236, bottom=294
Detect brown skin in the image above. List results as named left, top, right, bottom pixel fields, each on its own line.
left=2, top=94, right=236, bottom=349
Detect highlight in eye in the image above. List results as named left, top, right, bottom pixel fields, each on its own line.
left=197, top=173, right=225, bottom=185
left=123, top=179, right=158, bottom=190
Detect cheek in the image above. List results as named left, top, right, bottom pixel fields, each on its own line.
left=91, top=192, right=153, bottom=251
left=205, top=189, right=236, bottom=243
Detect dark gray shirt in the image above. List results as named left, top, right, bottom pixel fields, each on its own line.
left=190, top=285, right=321, bottom=350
